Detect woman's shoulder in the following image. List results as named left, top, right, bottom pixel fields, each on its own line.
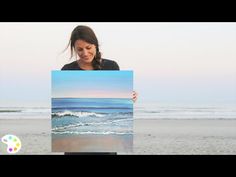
left=101, top=58, right=120, bottom=70
left=61, top=61, right=80, bottom=70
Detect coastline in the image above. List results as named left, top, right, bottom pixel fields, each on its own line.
left=1, top=118, right=236, bottom=154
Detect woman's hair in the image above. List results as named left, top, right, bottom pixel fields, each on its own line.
left=66, top=25, right=102, bottom=70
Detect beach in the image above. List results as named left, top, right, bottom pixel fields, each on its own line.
left=0, top=119, right=54, bottom=155
left=134, top=119, right=236, bottom=154
left=1, top=118, right=236, bottom=155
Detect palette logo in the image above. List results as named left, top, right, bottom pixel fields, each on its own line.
left=1, top=135, right=22, bottom=154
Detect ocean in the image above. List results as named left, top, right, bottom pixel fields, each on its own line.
left=51, top=98, right=133, bottom=135
left=0, top=107, right=50, bottom=119
left=1, top=102, right=236, bottom=121
left=134, top=103, right=236, bottom=119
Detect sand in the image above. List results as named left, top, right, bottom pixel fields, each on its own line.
left=52, top=134, right=132, bottom=153
left=134, top=119, right=236, bottom=154
left=0, top=119, right=56, bottom=155
left=1, top=118, right=236, bottom=155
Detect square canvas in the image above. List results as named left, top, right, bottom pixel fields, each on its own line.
left=51, top=71, right=133, bottom=153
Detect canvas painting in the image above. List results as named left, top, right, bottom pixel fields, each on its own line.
left=51, top=71, right=133, bottom=153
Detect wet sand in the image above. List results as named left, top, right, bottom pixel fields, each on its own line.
left=52, top=134, right=132, bottom=153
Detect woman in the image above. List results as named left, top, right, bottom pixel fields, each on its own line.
left=62, top=25, right=137, bottom=155
left=62, top=25, right=137, bottom=102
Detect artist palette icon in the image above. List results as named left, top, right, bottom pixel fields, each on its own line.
left=1, top=135, right=21, bottom=154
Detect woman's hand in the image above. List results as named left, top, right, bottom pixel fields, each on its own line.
left=132, top=91, right=138, bottom=103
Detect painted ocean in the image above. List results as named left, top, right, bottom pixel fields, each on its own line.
left=51, top=98, right=133, bottom=135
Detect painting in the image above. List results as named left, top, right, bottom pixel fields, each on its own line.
left=51, top=71, right=133, bottom=153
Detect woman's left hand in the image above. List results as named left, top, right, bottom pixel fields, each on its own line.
left=132, top=91, right=138, bottom=103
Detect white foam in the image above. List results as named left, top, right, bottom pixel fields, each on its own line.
left=52, top=111, right=105, bottom=118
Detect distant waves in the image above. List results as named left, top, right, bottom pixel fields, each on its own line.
left=134, top=103, right=236, bottom=119
left=0, top=107, right=50, bottom=119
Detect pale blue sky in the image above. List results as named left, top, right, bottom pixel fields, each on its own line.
left=0, top=23, right=236, bottom=107
left=52, top=71, right=133, bottom=98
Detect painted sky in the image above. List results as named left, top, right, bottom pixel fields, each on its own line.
left=0, top=23, right=236, bottom=106
left=52, top=71, right=133, bottom=98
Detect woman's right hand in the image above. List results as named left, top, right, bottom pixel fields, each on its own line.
left=132, top=91, right=138, bottom=103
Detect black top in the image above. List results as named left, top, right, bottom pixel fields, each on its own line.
left=61, top=59, right=120, bottom=70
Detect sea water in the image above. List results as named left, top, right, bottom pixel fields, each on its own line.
left=1, top=102, right=236, bottom=121
left=0, top=107, right=50, bottom=119
left=51, top=98, right=133, bottom=135
left=134, top=102, right=236, bottom=120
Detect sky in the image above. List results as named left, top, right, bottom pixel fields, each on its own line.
left=52, top=71, right=133, bottom=98
left=0, top=22, right=236, bottom=107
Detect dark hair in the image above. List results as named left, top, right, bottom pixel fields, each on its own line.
left=66, top=25, right=102, bottom=70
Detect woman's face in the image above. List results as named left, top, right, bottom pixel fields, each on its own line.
left=75, top=39, right=96, bottom=64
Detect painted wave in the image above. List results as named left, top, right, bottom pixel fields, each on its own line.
left=52, top=110, right=133, bottom=118
left=52, top=117, right=133, bottom=135
left=52, top=131, right=133, bottom=135
left=52, top=111, right=106, bottom=118
left=52, top=118, right=133, bottom=130
left=52, top=106, right=132, bottom=110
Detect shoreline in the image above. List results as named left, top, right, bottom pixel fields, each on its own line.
left=1, top=119, right=236, bottom=154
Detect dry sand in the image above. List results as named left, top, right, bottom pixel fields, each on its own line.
left=134, top=119, right=236, bottom=154
left=0, top=119, right=54, bottom=155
